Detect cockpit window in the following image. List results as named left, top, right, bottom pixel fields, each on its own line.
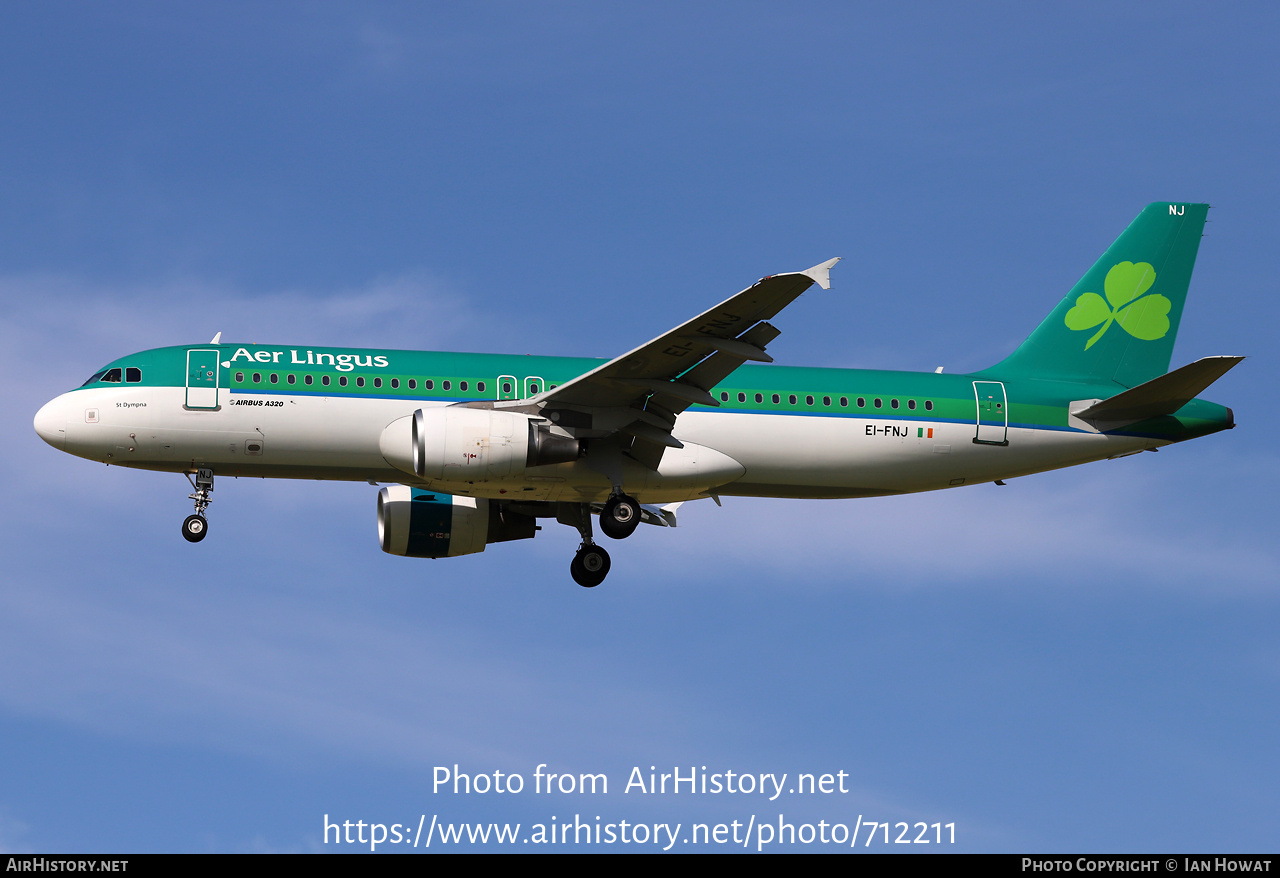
left=125, top=367, right=142, bottom=383
left=100, top=368, right=122, bottom=383
left=81, top=370, right=108, bottom=387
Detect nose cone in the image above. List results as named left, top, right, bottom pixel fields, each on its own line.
left=34, top=396, right=67, bottom=449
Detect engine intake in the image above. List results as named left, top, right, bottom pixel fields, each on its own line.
left=377, top=485, right=536, bottom=558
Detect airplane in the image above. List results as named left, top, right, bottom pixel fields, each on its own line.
left=33, top=203, right=1240, bottom=587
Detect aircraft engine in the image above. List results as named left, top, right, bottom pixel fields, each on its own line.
left=377, top=485, right=536, bottom=558
left=379, top=407, right=579, bottom=483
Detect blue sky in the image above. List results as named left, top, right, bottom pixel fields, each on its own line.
left=1, top=2, right=1277, bottom=853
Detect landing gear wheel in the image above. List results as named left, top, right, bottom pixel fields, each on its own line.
left=570, top=543, right=611, bottom=587
left=183, top=469, right=214, bottom=542
left=182, top=514, right=208, bottom=543
left=599, top=494, right=641, bottom=540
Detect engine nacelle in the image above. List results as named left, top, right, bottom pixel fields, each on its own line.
left=377, top=485, right=536, bottom=558
left=379, top=407, right=579, bottom=483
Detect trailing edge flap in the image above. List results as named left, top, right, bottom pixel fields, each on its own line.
left=1072, top=356, right=1244, bottom=422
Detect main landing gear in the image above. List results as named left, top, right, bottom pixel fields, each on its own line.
left=570, top=543, right=611, bottom=588
left=559, top=502, right=613, bottom=588
left=181, top=468, right=213, bottom=543
left=598, top=493, right=641, bottom=540
left=559, top=492, right=642, bottom=586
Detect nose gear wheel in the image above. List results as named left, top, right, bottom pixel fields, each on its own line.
left=182, top=514, right=208, bottom=542
left=182, top=468, right=214, bottom=544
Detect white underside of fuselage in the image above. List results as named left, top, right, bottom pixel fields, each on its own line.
left=38, top=386, right=1163, bottom=503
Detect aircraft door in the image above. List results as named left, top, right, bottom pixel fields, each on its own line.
left=524, top=376, right=544, bottom=397
left=498, top=375, right=518, bottom=400
left=973, top=381, right=1008, bottom=445
left=186, top=349, right=221, bottom=410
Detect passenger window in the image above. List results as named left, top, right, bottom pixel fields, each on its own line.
left=252, top=372, right=261, bottom=383
left=322, top=375, right=330, bottom=386
left=443, top=380, right=451, bottom=391
left=772, top=394, right=780, bottom=404
left=823, top=396, right=831, bottom=406
left=738, top=392, right=746, bottom=403
left=890, top=398, right=899, bottom=409
left=235, top=372, right=244, bottom=383
left=789, top=394, right=797, bottom=405
left=270, top=373, right=279, bottom=384
left=408, top=379, right=416, bottom=390
left=857, top=397, right=865, bottom=407
left=356, top=377, right=364, bottom=387
left=873, top=398, right=882, bottom=408
left=755, top=393, right=763, bottom=403
left=287, top=373, right=295, bottom=385
left=373, top=377, right=382, bottom=388
left=425, top=380, right=434, bottom=390
left=339, top=376, right=348, bottom=387
left=460, top=381, right=468, bottom=392
left=304, top=374, right=313, bottom=385
left=908, top=399, right=916, bottom=410
left=478, top=381, right=486, bottom=392
left=721, top=392, right=729, bottom=401
left=805, top=395, right=814, bottom=406
left=925, top=400, right=933, bottom=411
left=839, top=397, right=848, bottom=407
left=125, top=368, right=142, bottom=383
left=102, top=368, right=122, bottom=383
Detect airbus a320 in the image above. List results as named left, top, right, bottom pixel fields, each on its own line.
left=34, top=203, right=1239, bottom=586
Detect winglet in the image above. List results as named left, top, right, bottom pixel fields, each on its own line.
left=801, top=257, right=841, bottom=290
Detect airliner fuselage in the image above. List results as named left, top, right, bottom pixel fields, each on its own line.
left=34, top=347, right=1230, bottom=500
left=32, top=203, right=1240, bottom=586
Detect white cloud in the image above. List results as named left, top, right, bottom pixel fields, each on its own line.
left=2, top=269, right=1271, bottom=794
left=622, top=451, right=1279, bottom=596
left=0, top=557, right=694, bottom=770
left=0, top=809, right=32, bottom=855
left=357, top=23, right=407, bottom=74
left=0, top=270, right=475, bottom=367
left=1, top=269, right=486, bottom=490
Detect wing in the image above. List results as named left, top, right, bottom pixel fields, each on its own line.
left=501, top=258, right=840, bottom=469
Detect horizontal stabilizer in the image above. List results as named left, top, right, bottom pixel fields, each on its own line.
left=1073, top=356, right=1244, bottom=422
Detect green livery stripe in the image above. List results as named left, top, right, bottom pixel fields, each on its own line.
left=70, top=341, right=1232, bottom=442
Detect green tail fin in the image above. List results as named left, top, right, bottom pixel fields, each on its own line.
left=986, top=202, right=1209, bottom=387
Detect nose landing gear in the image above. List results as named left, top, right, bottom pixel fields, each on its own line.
left=181, top=468, right=213, bottom=543
left=182, top=514, right=208, bottom=542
